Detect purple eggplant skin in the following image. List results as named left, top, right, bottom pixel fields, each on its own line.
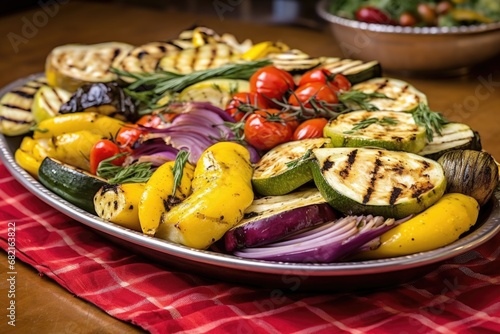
left=224, top=203, right=337, bottom=252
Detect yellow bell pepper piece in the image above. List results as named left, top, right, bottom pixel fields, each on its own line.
left=139, top=160, right=195, bottom=235
left=94, top=182, right=146, bottom=232
left=33, top=112, right=124, bottom=139
left=155, top=142, right=254, bottom=249
left=50, top=130, right=102, bottom=171
left=241, top=41, right=290, bottom=61
left=361, top=193, right=479, bottom=259
left=14, top=147, right=41, bottom=178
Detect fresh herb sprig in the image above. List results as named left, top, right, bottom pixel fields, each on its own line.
left=97, top=154, right=153, bottom=184
left=286, top=149, right=314, bottom=169
left=344, top=116, right=398, bottom=134
left=338, top=90, right=392, bottom=111
left=410, top=103, right=448, bottom=142
left=172, top=150, right=190, bottom=194
left=112, top=59, right=271, bottom=104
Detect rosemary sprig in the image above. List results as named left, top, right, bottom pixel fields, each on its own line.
left=286, top=149, right=314, bottom=169
left=97, top=154, right=153, bottom=184
left=338, top=90, right=391, bottom=111
left=112, top=59, right=271, bottom=103
left=344, top=116, right=398, bottom=134
left=410, top=103, right=448, bottom=142
left=172, top=150, right=190, bottom=194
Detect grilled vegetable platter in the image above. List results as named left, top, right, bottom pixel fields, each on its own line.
left=1, top=25, right=499, bottom=270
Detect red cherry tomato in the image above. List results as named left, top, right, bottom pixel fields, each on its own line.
left=90, top=139, right=125, bottom=175
left=116, top=114, right=165, bottom=151
left=298, top=68, right=334, bottom=87
left=332, top=73, right=352, bottom=92
left=299, top=70, right=352, bottom=93
left=288, top=82, right=339, bottom=108
left=355, top=6, right=393, bottom=24
left=250, top=66, right=295, bottom=104
left=225, top=92, right=269, bottom=121
left=244, top=109, right=294, bottom=151
left=292, top=118, right=328, bottom=141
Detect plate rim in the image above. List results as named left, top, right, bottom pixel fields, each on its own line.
left=1, top=73, right=500, bottom=278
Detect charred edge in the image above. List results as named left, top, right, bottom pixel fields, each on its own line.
left=163, top=195, right=183, bottom=212
left=376, top=79, right=389, bottom=91
left=243, top=211, right=259, bottom=219
left=363, top=157, right=382, bottom=204
left=10, top=90, right=35, bottom=99
left=1, top=103, right=31, bottom=112
left=389, top=187, right=402, bottom=205
left=339, top=149, right=358, bottom=178
left=321, top=158, right=334, bottom=173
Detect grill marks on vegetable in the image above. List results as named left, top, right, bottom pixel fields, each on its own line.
left=314, top=147, right=444, bottom=207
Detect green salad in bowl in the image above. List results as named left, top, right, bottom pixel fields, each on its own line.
left=329, top=0, right=500, bottom=27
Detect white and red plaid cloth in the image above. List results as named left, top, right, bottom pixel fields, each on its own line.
left=1, top=160, right=499, bottom=334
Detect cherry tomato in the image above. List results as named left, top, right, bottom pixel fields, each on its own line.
left=90, top=139, right=125, bottom=175
left=249, top=66, right=295, bottom=104
left=299, top=70, right=352, bottom=93
left=288, top=82, right=339, bottom=108
left=417, top=3, right=437, bottom=25
left=116, top=114, right=164, bottom=151
left=399, top=12, right=418, bottom=26
left=298, top=68, right=334, bottom=87
left=225, top=92, right=269, bottom=121
left=355, top=6, right=393, bottom=24
left=332, top=73, right=351, bottom=92
left=244, top=109, right=294, bottom=151
left=292, top=118, right=328, bottom=141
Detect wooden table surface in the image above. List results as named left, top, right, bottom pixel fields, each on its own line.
left=0, top=1, right=499, bottom=333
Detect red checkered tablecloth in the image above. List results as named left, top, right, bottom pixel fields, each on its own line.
left=1, top=160, right=499, bottom=334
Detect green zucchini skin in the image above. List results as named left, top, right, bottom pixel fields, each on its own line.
left=311, top=147, right=446, bottom=219
left=252, top=138, right=331, bottom=196
left=38, top=157, right=108, bottom=214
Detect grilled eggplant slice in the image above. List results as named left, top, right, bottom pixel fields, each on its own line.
left=321, top=58, right=381, bottom=84
left=59, top=82, right=138, bottom=122
left=268, top=49, right=321, bottom=73
left=312, top=147, right=446, bottom=219
left=45, top=42, right=134, bottom=92
left=0, top=76, right=47, bottom=136
left=351, top=77, right=427, bottom=111
left=224, top=188, right=337, bottom=252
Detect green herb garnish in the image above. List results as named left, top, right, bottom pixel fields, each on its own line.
left=338, top=90, right=391, bottom=111
left=112, top=59, right=271, bottom=104
left=172, top=150, right=190, bottom=194
left=410, top=103, right=448, bottom=142
left=344, top=116, right=398, bottom=134
left=97, top=154, right=153, bottom=184
left=286, top=149, right=313, bottom=169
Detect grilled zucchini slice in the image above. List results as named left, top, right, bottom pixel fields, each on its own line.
left=0, top=76, right=47, bottom=136
left=32, top=85, right=72, bottom=123
left=312, top=147, right=446, bottom=219
left=45, top=42, right=134, bottom=92
left=323, top=110, right=427, bottom=153
left=157, top=43, right=241, bottom=74
left=116, top=41, right=183, bottom=80
left=351, top=78, right=427, bottom=111
left=177, top=79, right=250, bottom=109
left=418, top=123, right=482, bottom=160
left=252, top=138, right=331, bottom=196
